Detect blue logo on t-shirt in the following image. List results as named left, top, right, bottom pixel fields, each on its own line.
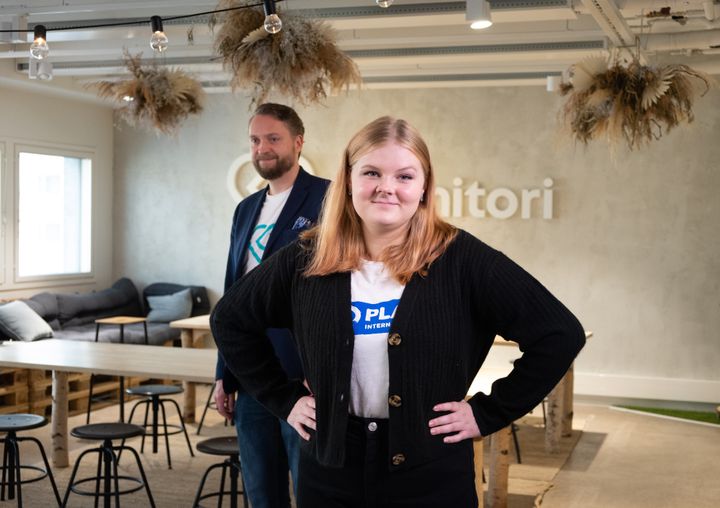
left=351, top=299, right=400, bottom=335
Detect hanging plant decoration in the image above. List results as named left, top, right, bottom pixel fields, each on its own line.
left=558, top=54, right=714, bottom=150
left=90, top=51, right=205, bottom=135
left=213, top=0, right=362, bottom=105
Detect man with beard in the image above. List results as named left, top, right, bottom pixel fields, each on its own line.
left=214, top=103, right=329, bottom=508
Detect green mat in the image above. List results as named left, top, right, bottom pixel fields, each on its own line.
left=618, top=405, right=720, bottom=425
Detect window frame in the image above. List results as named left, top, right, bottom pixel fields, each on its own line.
left=0, top=141, right=5, bottom=286
left=12, top=142, right=96, bottom=287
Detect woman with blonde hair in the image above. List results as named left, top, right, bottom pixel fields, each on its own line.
left=212, top=116, right=585, bottom=507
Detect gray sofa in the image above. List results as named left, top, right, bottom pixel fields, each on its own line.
left=9, top=278, right=209, bottom=346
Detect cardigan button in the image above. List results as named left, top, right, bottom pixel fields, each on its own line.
left=391, top=453, right=406, bottom=466
left=387, top=333, right=402, bottom=346
left=388, top=395, right=402, bottom=407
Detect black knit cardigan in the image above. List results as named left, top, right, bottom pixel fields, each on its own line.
left=211, top=229, right=586, bottom=470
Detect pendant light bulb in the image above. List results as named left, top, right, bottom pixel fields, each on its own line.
left=29, top=25, right=49, bottom=60
left=150, top=16, right=169, bottom=52
left=263, top=0, right=283, bottom=34
left=376, top=0, right=395, bottom=7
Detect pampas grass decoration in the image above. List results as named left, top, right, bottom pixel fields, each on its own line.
left=559, top=55, right=713, bottom=150
left=91, top=52, right=205, bottom=135
left=213, top=0, right=362, bottom=105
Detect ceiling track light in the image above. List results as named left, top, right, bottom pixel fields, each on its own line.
left=466, top=0, right=493, bottom=30
left=376, top=0, right=395, bottom=7
left=150, top=15, right=169, bottom=52
left=29, top=24, right=49, bottom=60
left=263, top=0, right=283, bottom=34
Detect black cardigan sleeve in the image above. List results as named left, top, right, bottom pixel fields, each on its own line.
left=211, top=241, right=310, bottom=420
left=467, top=243, right=586, bottom=436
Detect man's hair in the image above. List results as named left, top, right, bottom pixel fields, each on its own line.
left=252, top=103, right=305, bottom=137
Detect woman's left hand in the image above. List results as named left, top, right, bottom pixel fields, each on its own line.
left=428, top=400, right=482, bottom=443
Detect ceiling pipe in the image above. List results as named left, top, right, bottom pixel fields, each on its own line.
left=641, top=28, right=720, bottom=51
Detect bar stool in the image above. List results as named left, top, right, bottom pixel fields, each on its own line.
left=0, top=414, right=61, bottom=507
left=86, top=316, right=149, bottom=424
left=192, top=436, right=247, bottom=508
left=62, top=422, right=155, bottom=508
left=124, top=384, right=194, bottom=469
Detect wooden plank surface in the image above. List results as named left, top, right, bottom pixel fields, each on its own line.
left=0, top=339, right=215, bottom=383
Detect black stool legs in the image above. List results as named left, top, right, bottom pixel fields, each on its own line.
left=62, top=437, right=155, bottom=508
left=1, top=430, right=61, bottom=507
left=192, top=455, right=247, bottom=508
left=124, top=392, right=194, bottom=469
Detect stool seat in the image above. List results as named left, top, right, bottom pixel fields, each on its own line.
left=63, top=422, right=155, bottom=507
left=71, top=423, right=145, bottom=441
left=0, top=414, right=61, bottom=506
left=126, top=384, right=183, bottom=397
left=0, top=414, right=47, bottom=432
left=197, top=436, right=239, bottom=457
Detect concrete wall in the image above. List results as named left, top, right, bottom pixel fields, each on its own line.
left=0, top=85, right=114, bottom=297
left=113, top=87, right=720, bottom=403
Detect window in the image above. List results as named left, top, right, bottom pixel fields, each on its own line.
left=16, top=150, right=92, bottom=279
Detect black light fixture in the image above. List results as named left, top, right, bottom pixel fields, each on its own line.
left=29, top=24, right=49, bottom=60
left=263, top=0, right=282, bottom=34
left=150, top=15, right=169, bottom=52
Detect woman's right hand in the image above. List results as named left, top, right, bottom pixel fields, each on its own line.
left=288, top=395, right=316, bottom=441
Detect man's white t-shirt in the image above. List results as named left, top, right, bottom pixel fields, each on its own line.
left=349, top=260, right=405, bottom=418
left=243, top=186, right=292, bottom=274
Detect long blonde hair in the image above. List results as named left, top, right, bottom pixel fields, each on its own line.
left=303, top=116, right=456, bottom=283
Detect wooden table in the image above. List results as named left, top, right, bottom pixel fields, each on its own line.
left=489, top=331, right=592, bottom=453
left=471, top=330, right=592, bottom=506
left=169, top=314, right=212, bottom=423
left=0, top=339, right=215, bottom=467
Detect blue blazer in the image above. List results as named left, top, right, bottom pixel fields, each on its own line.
left=216, top=168, right=330, bottom=393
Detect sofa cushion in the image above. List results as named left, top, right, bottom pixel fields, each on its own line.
left=57, top=278, right=142, bottom=327
left=146, top=288, right=193, bottom=322
left=143, top=283, right=210, bottom=316
left=23, top=292, right=61, bottom=330
left=0, top=300, right=54, bottom=341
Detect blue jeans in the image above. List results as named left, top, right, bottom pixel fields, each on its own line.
left=235, top=391, right=300, bottom=508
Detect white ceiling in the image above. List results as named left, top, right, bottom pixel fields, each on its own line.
left=1, top=0, right=719, bottom=101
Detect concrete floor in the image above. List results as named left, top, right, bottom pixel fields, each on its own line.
left=541, top=403, right=720, bottom=508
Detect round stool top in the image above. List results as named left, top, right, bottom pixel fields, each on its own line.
left=126, top=384, right=184, bottom=397
left=196, top=436, right=240, bottom=456
left=0, top=414, right=47, bottom=432
left=72, top=422, right=145, bottom=440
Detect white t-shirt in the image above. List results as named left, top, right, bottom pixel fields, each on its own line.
left=349, top=260, right=405, bottom=418
left=243, top=186, right=292, bottom=274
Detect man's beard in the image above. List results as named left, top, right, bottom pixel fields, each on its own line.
left=253, top=153, right=295, bottom=180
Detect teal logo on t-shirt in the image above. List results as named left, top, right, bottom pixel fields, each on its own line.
left=248, top=223, right=274, bottom=263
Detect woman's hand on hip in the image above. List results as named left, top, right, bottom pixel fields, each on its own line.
left=288, top=395, right=316, bottom=441
left=428, top=400, right=481, bottom=443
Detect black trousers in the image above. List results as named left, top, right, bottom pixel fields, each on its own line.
left=296, top=416, right=478, bottom=508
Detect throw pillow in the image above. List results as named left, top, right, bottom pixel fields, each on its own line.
left=0, top=300, right=54, bottom=341
left=146, top=288, right=193, bottom=323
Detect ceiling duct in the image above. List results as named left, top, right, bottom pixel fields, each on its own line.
left=0, top=15, right=27, bottom=43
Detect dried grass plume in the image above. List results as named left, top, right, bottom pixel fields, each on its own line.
left=90, top=52, right=205, bottom=135
left=213, top=0, right=362, bottom=105
left=558, top=55, right=714, bottom=150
